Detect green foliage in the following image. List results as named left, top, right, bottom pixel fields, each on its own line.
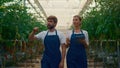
left=0, top=1, right=47, bottom=44
left=81, top=0, right=120, bottom=40
left=0, top=0, right=14, bottom=6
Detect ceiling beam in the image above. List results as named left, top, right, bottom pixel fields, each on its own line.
left=79, top=0, right=93, bottom=15
left=27, top=0, right=46, bottom=22
left=34, top=0, right=47, bottom=18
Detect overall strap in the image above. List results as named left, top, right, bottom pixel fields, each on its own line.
left=80, top=30, right=84, bottom=34
left=55, top=29, right=57, bottom=35
left=72, top=30, right=74, bottom=34
left=46, top=30, right=49, bottom=36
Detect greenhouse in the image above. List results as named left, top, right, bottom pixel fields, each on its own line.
left=0, top=0, right=120, bottom=68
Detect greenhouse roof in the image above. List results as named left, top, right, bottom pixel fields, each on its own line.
left=27, top=0, right=87, bottom=30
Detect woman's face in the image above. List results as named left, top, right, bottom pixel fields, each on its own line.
left=73, top=16, right=81, bottom=27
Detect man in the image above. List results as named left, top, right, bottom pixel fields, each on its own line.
left=29, top=15, right=66, bottom=68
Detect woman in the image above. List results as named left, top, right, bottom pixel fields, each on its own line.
left=66, top=15, right=89, bottom=68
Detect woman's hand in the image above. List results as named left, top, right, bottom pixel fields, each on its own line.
left=79, top=38, right=88, bottom=48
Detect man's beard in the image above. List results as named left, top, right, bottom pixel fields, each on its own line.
left=47, top=25, right=54, bottom=29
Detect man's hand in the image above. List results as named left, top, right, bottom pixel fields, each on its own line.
left=33, top=27, right=39, bottom=33
left=28, top=27, right=39, bottom=41
left=59, top=60, right=64, bottom=68
left=66, top=38, right=70, bottom=47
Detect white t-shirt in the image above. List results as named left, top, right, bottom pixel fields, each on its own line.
left=66, top=30, right=89, bottom=45
left=35, top=30, right=66, bottom=45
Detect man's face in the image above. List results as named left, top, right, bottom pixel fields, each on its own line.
left=47, top=19, right=56, bottom=29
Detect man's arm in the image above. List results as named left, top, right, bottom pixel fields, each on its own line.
left=66, top=38, right=70, bottom=48
left=59, top=31, right=67, bottom=68
left=28, top=27, right=38, bottom=41
left=61, top=43, right=66, bottom=62
left=59, top=44, right=67, bottom=68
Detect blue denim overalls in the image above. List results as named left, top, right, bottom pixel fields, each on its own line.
left=41, top=30, right=61, bottom=68
left=67, top=30, right=87, bottom=68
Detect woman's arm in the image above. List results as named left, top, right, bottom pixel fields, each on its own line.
left=79, top=30, right=89, bottom=48
left=79, top=39, right=88, bottom=48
